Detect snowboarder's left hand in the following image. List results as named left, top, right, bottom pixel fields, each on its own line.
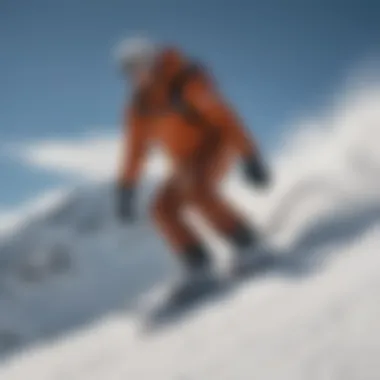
left=242, top=155, right=271, bottom=189
left=116, top=184, right=136, bottom=223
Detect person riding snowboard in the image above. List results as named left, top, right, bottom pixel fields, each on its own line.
left=114, top=36, right=271, bottom=294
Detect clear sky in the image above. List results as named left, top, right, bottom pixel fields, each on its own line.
left=1, top=0, right=379, bottom=208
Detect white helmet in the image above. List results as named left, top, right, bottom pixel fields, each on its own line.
left=113, top=36, right=158, bottom=74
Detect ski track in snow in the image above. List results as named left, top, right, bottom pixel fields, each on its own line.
left=0, top=81, right=380, bottom=379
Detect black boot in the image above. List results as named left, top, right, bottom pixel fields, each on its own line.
left=227, top=222, right=263, bottom=274
left=228, top=222, right=257, bottom=251
left=181, top=243, right=211, bottom=270
left=171, top=243, right=215, bottom=303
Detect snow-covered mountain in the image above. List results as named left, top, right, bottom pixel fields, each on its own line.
left=0, top=82, right=380, bottom=379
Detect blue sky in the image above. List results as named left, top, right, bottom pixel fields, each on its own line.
left=1, top=0, right=379, bottom=209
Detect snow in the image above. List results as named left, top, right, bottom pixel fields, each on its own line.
left=0, top=80, right=380, bottom=379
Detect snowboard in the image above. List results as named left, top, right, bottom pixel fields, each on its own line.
left=137, top=251, right=287, bottom=332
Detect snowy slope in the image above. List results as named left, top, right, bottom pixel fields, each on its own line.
left=0, top=82, right=380, bottom=379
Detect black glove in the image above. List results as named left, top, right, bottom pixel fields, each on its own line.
left=116, top=184, right=136, bottom=222
left=242, top=155, right=271, bottom=188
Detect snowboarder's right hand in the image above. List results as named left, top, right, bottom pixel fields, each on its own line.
left=116, top=183, right=136, bottom=223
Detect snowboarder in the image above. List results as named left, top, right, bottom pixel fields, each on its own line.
left=114, top=36, right=271, bottom=294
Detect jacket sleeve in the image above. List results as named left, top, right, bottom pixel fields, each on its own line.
left=118, top=104, right=148, bottom=187
left=182, top=70, right=259, bottom=159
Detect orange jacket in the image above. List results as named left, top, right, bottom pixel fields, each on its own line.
left=119, top=47, right=259, bottom=186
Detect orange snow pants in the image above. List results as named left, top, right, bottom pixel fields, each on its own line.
left=151, top=140, right=244, bottom=253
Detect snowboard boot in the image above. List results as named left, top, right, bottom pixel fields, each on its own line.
left=170, top=243, right=216, bottom=304
left=227, top=222, right=264, bottom=274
